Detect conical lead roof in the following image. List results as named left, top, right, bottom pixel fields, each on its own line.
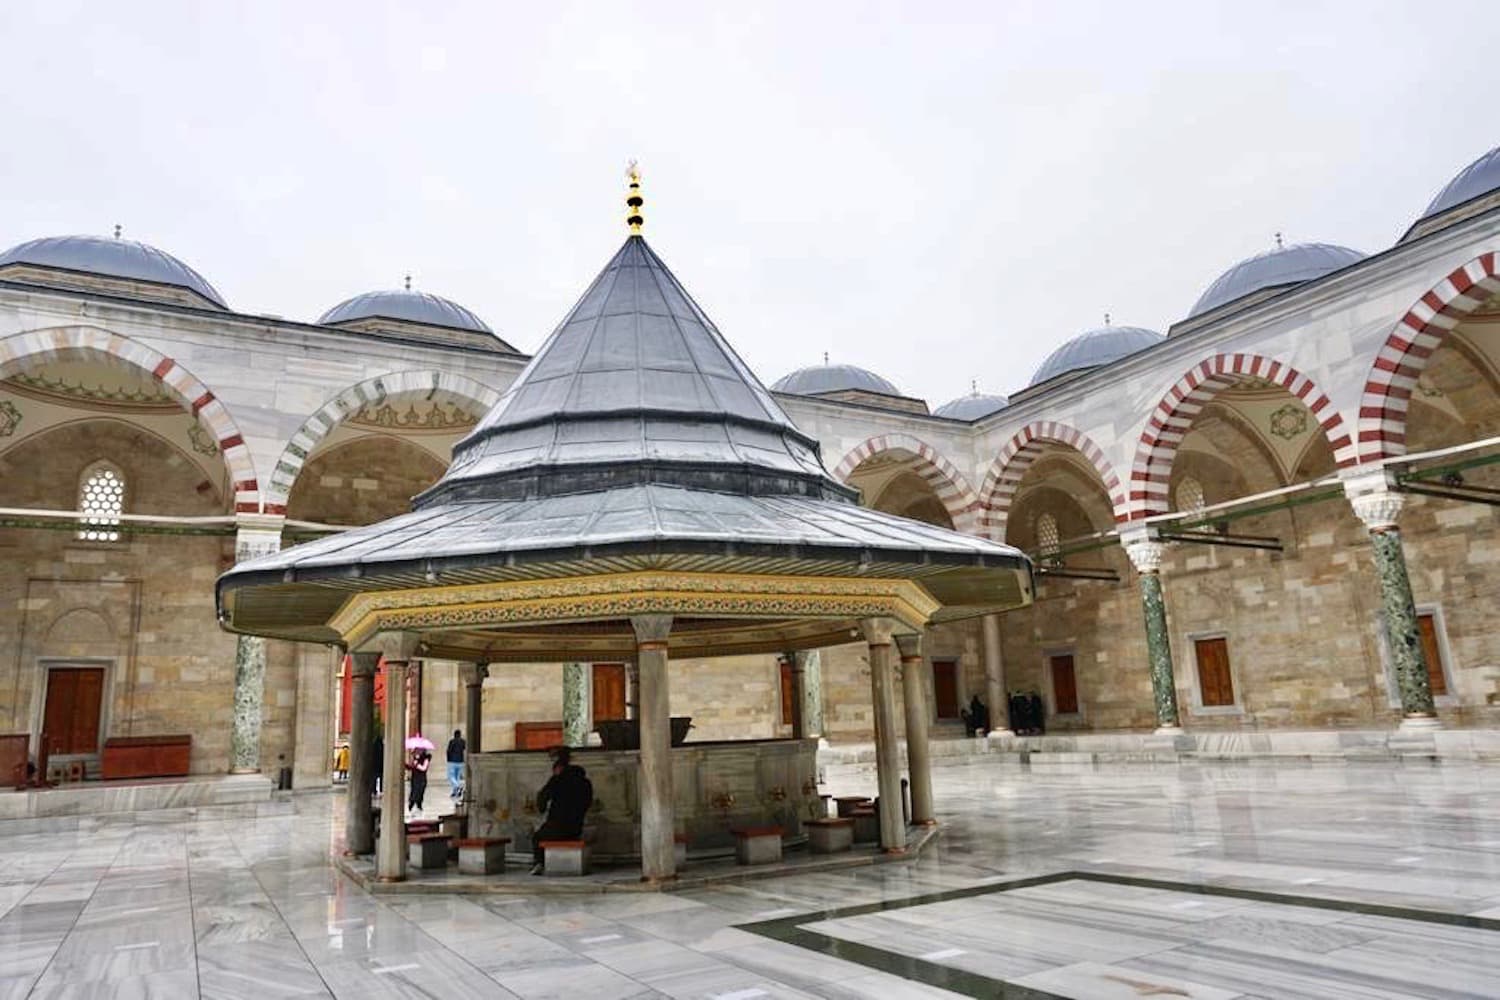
left=419, top=236, right=852, bottom=506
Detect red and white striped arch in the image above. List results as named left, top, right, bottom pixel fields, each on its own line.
left=263, top=370, right=501, bottom=514
left=0, top=325, right=259, bottom=513
left=1359, top=252, right=1500, bottom=462
left=832, top=433, right=982, bottom=533
left=1126, top=353, right=1356, bottom=521
left=978, top=422, right=1126, bottom=540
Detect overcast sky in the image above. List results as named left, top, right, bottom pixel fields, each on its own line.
left=1, top=2, right=1495, bottom=405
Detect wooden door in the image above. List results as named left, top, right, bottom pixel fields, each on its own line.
left=1417, top=613, right=1447, bottom=696
left=1193, top=637, right=1235, bottom=707
left=43, top=667, right=105, bottom=756
left=1049, top=654, right=1078, bottom=715
left=932, top=660, right=960, bottom=719
left=592, top=663, right=627, bottom=722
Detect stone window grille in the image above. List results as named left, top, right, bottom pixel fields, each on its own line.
left=1176, top=476, right=1206, bottom=515
left=77, top=461, right=125, bottom=542
left=1036, top=512, right=1061, bottom=563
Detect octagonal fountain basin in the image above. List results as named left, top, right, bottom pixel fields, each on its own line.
left=594, top=717, right=693, bottom=750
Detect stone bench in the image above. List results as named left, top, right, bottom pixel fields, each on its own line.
left=540, top=839, right=591, bottom=876
left=731, top=825, right=783, bottom=865
left=805, top=817, right=854, bottom=854
left=850, top=806, right=879, bottom=844
left=834, top=796, right=872, bottom=818
left=407, top=833, right=450, bottom=869
left=456, top=837, right=509, bottom=875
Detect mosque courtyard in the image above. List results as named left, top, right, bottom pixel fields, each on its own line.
left=1, top=757, right=1496, bottom=1000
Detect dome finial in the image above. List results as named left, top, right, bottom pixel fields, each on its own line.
left=971, top=378, right=978, bottom=396
left=1274, top=231, right=1284, bottom=249
left=822, top=351, right=829, bottom=365
left=625, top=160, right=644, bottom=235
left=404, top=274, right=412, bottom=292
left=1104, top=312, right=1111, bottom=326
left=113, top=224, right=122, bottom=239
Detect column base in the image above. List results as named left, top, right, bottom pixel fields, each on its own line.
left=1153, top=725, right=1185, bottom=736
left=1399, top=715, right=1442, bottom=732
left=375, top=875, right=406, bottom=883
left=914, top=819, right=939, bottom=827
left=881, top=847, right=909, bottom=856
left=986, top=729, right=1016, bottom=739
left=228, top=766, right=260, bottom=775
left=639, top=874, right=678, bottom=886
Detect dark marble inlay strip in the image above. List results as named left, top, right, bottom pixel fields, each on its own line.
left=735, top=869, right=1500, bottom=999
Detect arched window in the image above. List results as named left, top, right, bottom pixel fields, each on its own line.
left=1175, top=476, right=1206, bottom=515
left=1035, top=512, right=1060, bottom=561
left=77, top=461, right=125, bottom=542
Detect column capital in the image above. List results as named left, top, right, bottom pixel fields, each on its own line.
left=1342, top=468, right=1405, bottom=532
left=1120, top=527, right=1167, bottom=575
left=349, top=651, right=381, bottom=678
left=364, top=630, right=421, bottom=661
left=233, top=513, right=284, bottom=561
left=631, top=614, right=673, bottom=644
left=894, top=632, right=923, bottom=660
left=464, top=661, right=490, bottom=686
left=859, top=617, right=897, bottom=645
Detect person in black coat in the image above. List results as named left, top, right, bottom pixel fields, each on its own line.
left=531, top=749, right=594, bottom=872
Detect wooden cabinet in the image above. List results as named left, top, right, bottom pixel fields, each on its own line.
left=513, top=722, right=564, bottom=751
left=101, top=735, right=191, bottom=779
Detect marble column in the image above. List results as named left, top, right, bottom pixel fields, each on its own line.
left=228, top=515, right=283, bottom=773
left=784, top=652, right=807, bottom=739
left=345, top=652, right=379, bottom=856
left=632, top=615, right=675, bottom=882
left=464, top=663, right=487, bottom=755
left=981, top=614, right=1013, bottom=736
left=562, top=662, right=589, bottom=746
left=375, top=633, right=418, bottom=882
left=1123, top=529, right=1182, bottom=734
left=861, top=617, right=906, bottom=853
left=796, top=649, right=824, bottom=738
left=1345, top=470, right=1438, bottom=730
left=896, top=633, right=935, bottom=826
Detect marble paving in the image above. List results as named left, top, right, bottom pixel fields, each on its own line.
left=0, top=759, right=1497, bottom=998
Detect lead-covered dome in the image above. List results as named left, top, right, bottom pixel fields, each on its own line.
left=1188, top=242, right=1365, bottom=319
left=1030, top=325, right=1162, bottom=386
left=1405, top=145, right=1500, bottom=240
left=0, top=234, right=227, bottom=308
left=319, top=288, right=492, bottom=333
left=771, top=363, right=899, bottom=397
left=934, top=391, right=1008, bottom=420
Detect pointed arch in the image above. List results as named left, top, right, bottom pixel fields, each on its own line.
left=979, top=421, right=1125, bottom=539
left=264, top=370, right=501, bottom=513
left=1127, top=352, right=1356, bottom=520
left=0, top=325, right=258, bottom=511
left=832, top=432, right=982, bottom=533
left=1359, top=251, right=1500, bottom=461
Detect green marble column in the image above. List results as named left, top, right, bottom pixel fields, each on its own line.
left=229, top=516, right=283, bottom=773
left=1371, top=528, right=1436, bottom=720
left=1139, top=572, right=1181, bottom=730
left=230, top=636, right=266, bottom=773
left=562, top=662, right=589, bottom=746
left=796, top=649, right=823, bottom=737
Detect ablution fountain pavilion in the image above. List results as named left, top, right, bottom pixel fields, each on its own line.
left=215, top=171, right=1034, bottom=886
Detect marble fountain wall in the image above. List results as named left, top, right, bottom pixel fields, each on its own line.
left=467, top=738, right=820, bottom=859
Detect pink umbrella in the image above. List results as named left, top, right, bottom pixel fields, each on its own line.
left=405, top=735, right=435, bottom=751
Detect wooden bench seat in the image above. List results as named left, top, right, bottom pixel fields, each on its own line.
left=539, top=839, right=591, bottom=876
left=834, top=796, right=872, bottom=818
left=455, top=836, right=510, bottom=875
left=849, top=806, right=879, bottom=844
left=730, top=825, right=783, bottom=865
left=407, top=832, right=450, bottom=869
left=805, top=817, right=855, bottom=854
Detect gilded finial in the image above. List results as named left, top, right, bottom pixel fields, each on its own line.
left=404, top=274, right=412, bottom=291
left=625, top=160, right=644, bottom=234
left=1104, top=312, right=1111, bottom=326
left=971, top=378, right=978, bottom=396
left=113, top=224, right=122, bottom=239
left=1274, top=231, right=1284, bottom=249
left=822, top=351, right=829, bottom=365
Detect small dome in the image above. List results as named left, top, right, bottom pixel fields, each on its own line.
left=1418, top=145, right=1500, bottom=223
left=771, top=363, right=899, bottom=397
left=0, top=234, right=226, bottom=308
left=1188, top=242, right=1365, bottom=319
left=1030, top=326, right=1163, bottom=386
left=319, top=289, right=491, bottom=333
left=934, top=392, right=1008, bottom=420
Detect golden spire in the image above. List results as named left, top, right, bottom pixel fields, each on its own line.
left=626, top=160, right=644, bottom=235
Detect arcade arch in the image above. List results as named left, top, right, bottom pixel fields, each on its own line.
left=979, top=422, right=1125, bottom=541
left=833, top=433, right=979, bottom=531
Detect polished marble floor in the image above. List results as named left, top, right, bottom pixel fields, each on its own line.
left=1, top=759, right=1498, bottom=999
